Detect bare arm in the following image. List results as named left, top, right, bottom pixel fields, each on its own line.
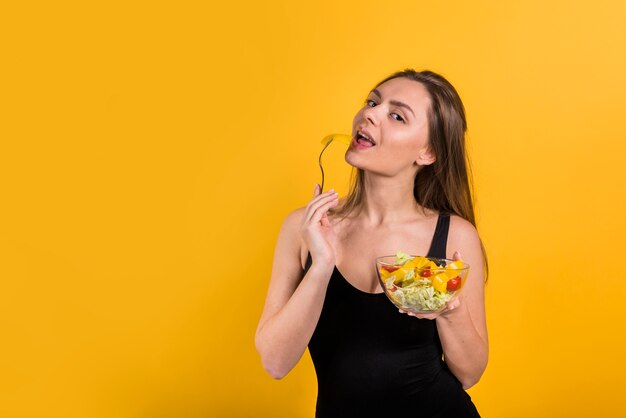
left=400, top=216, right=489, bottom=389
left=255, top=187, right=339, bottom=379
left=435, top=216, right=489, bottom=389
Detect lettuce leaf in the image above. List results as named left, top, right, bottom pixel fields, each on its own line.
left=395, top=251, right=414, bottom=265
left=392, top=281, right=454, bottom=311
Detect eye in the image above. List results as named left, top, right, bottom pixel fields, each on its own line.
left=391, top=113, right=405, bottom=122
left=365, top=99, right=405, bottom=123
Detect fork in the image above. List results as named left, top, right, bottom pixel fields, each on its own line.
left=318, top=138, right=333, bottom=193
left=318, top=134, right=351, bottom=193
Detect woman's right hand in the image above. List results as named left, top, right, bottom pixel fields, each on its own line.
left=299, top=184, right=339, bottom=268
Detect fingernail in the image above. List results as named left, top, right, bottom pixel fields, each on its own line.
left=328, top=188, right=335, bottom=193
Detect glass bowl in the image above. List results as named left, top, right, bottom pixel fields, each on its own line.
left=375, top=254, right=470, bottom=314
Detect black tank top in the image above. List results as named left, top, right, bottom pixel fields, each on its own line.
left=303, top=212, right=481, bottom=417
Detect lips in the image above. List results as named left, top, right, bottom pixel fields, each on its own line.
left=354, top=127, right=376, bottom=148
left=357, top=128, right=376, bottom=145
left=352, top=136, right=375, bottom=150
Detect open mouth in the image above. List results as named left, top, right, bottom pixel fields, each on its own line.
left=355, top=131, right=376, bottom=147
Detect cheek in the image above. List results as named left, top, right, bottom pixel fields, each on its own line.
left=375, top=132, right=428, bottom=171
left=399, top=129, right=429, bottom=155
left=384, top=144, right=419, bottom=169
left=389, top=131, right=424, bottom=158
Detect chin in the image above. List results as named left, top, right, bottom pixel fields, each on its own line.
left=344, top=151, right=363, bottom=170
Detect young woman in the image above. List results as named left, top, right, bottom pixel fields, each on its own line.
left=255, top=69, right=489, bottom=417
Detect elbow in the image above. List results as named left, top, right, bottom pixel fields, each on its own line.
left=459, top=361, right=488, bottom=390
left=264, top=363, right=288, bottom=380
left=460, top=375, right=481, bottom=390
left=255, top=335, right=290, bottom=380
left=259, top=354, right=290, bottom=380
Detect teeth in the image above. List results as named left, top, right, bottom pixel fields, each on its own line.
left=358, top=130, right=374, bottom=144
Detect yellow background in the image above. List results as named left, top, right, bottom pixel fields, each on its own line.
left=1, top=1, right=625, bottom=417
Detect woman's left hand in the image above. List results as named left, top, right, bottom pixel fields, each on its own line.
left=398, top=250, right=463, bottom=320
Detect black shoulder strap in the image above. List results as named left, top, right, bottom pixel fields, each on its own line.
left=427, top=213, right=450, bottom=259
left=304, top=251, right=312, bottom=273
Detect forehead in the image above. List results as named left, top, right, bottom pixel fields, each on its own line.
left=374, top=77, right=432, bottom=112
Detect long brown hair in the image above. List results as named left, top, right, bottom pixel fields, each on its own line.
left=330, top=69, right=489, bottom=282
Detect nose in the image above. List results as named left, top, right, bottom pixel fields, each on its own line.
left=363, top=104, right=380, bottom=126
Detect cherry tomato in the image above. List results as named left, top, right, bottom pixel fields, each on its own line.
left=381, top=265, right=399, bottom=273
left=420, top=267, right=432, bottom=277
left=447, top=276, right=461, bottom=291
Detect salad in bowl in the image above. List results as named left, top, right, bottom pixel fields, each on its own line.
left=375, top=251, right=470, bottom=313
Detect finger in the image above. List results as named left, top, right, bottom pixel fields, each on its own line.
left=307, top=193, right=339, bottom=224
left=443, top=298, right=461, bottom=315
left=446, top=295, right=459, bottom=307
left=453, top=250, right=462, bottom=261
left=399, top=309, right=425, bottom=318
left=311, top=199, right=339, bottom=226
left=306, top=191, right=338, bottom=219
left=311, top=185, right=334, bottom=203
left=304, top=189, right=338, bottom=220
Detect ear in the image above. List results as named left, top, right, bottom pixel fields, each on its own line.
left=415, top=148, right=436, bottom=166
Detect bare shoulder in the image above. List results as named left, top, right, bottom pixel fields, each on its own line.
left=447, top=214, right=482, bottom=257
left=282, top=206, right=306, bottom=230
left=449, top=214, right=479, bottom=238
left=279, top=205, right=307, bottom=244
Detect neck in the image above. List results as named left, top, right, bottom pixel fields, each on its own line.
left=359, top=170, right=433, bottom=227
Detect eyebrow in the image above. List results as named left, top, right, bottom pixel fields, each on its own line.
left=371, top=89, right=415, bottom=117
